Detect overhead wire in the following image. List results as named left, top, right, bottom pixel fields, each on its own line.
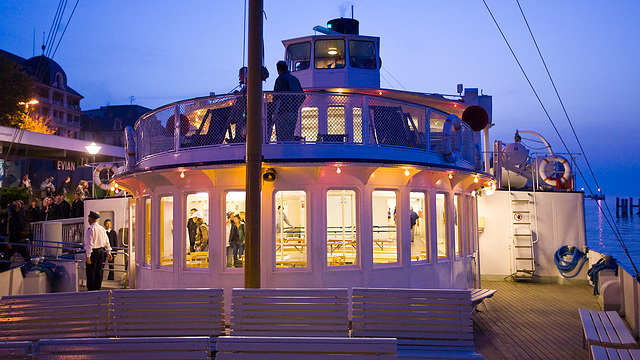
left=482, top=0, right=639, bottom=278
left=381, top=67, right=407, bottom=90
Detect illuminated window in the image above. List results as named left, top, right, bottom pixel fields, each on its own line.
left=454, top=194, right=462, bottom=256
left=144, top=197, right=151, bottom=266
left=225, top=191, right=246, bottom=269
left=315, top=39, right=345, bottom=69
left=300, top=107, right=319, bottom=141
left=372, top=190, right=397, bottom=264
left=327, top=106, right=345, bottom=135
left=327, top=190, right=356, bottom=266
left=410, top=192, right=428, bottom=262
left=436, top=193, right=447, bottom=258
left=160, top=196, right=173, bottom=267
left=286, top=42, right=311, bottom=72
left=353, top=108, right=363, bottom=143
left=348, top=40, right=377, bottom=69
left=129, top=200, right=136, bottom=261
left=186, top=193, right=209, bottom=268
left=275, top=191, right=307, bottom=268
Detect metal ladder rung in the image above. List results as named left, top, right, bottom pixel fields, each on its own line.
left=514, top=245, right=532, bottom=248
left=516, top=257, right=534, bottom=261
left=514, top=233, right=532, bottom=236
left=513, top=222, right=531, bottom=225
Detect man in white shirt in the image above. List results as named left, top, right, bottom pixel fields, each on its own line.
left=84, top=211, right=112, bottom=291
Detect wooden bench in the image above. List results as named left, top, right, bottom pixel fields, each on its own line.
left=591, top=345, right=640, bottom=360
left=0, top=341, right=31, bottom=359
left=579, top=309, right=637, bottom=353
left=216, top=336, right=397, bottom=360
left=230, top=288, right=349, bottom=337
left=109, top=288, right=224, bottom=351
left=470, top=289, right=496, bottom=310
left=33, top=336, right=211, bottom=359
left=352, top=288, right=483, bottom=359
left=0, top=291, right=111, bottom=341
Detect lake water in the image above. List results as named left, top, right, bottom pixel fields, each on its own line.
left=585, top=198, right=640, bottom=273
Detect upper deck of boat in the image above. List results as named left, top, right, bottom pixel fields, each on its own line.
left=475, top=280, right=601, bottom=360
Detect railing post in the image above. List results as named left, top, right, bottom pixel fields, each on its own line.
left=174, top=104, right=180, bottom=151
left=362, top=96, right=370, bottom=146
left=425, top=107, right=431, bottom=151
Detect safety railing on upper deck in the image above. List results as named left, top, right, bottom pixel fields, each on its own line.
left=135, top=92, right=477, bottom=166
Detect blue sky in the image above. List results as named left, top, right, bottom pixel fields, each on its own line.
left=1, top=1, right=639, bottom=197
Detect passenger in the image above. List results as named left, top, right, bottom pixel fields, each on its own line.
left=409, top=206, right=420, bottom=242
left=18, top=174, right=32, bottom=195
left=0, top=203, right=32, bottom=271
left=227, top=212, right=238, bottom=267
left=186, top=208, right=198, bottom=253
left=273, top=60, right=304, bottom=141
left=233, top=214, right=245, bottom=268
left=75, top=180, right=90, bottom=200
left=54, top=194, right=71, bottom=219
left=104, top=219, right=118, bottom=281
left=192, top=211, right=209, bottom=252
left=59, top=177, right=72, bottom=196
left=26, top=198, right=43, bottom=222
left=42, top=196, right=55, bottom=221
left=40, top=177, right=55, bottom=199
left=70, top=192, right=84, bottom=218
left=276, top=205, right=292, bottom=235
left=84, top=211, right=112, bottom=291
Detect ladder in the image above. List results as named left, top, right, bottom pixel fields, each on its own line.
left=509, top=191, right=537, bottom=280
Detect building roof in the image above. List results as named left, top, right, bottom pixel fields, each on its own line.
left=83, top=105, right=151, bottom=132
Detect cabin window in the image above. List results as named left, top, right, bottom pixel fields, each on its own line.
left=186, top=192, right=209, bottom=268
left=275, top=191, right=307, bottom=268
left=129, top=200, right=136, bottom=263
left=436, top=193, right=448, bottom=258
left=410, top=192, right=428, bottom=262
left=315, top=39, right=345, bottom=69
left=286, top=42, right=311, bottom=72
left=159, top=196, right=173, bottom=267
left=225, top=191, right=246, bottom=269
left=348, top=40, right=377, bottom=69
left=372, top=190, right=397, bottom=264
left=144, top=197, right=151, bottom=266
left=454, top=194, right=462, bottom=257
left=327, top=190, right=357, bottom=266
left=468, top=195, right=476, bottom=255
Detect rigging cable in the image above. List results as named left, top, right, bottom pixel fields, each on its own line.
left=482, top=0, right=640, bottom=279
left=381, top=67, right=407, bottom=90
left=51, top=0, right=80, bottom=59
left=514, top=0, right=639, bottom=279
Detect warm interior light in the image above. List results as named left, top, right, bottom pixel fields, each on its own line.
left=404, top=169, right=410, bottom=176
left=328, top=48, right=338, bottom=55
left=378, top=91, right=383, bottom=95
left=336, top=166, right=342, bottom=174
left=474, top=176, right=479, bottom=183
left=448, top=173, right=453, bottom=180
left=180, top=170, right=185, bottom=179
left=110, top=186, right=115, bottom=192
left=471, top=190, right=476, bottom=197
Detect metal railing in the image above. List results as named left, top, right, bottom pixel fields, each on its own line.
left=135, top=92, right=477, bottom=165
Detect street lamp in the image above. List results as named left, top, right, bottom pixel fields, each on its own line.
left=85, top=142, right=102, bottom=197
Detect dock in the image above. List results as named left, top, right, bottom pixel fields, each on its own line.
left=475, top=280, right=601, bottom=359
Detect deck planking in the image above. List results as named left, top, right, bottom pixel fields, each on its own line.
left=474, top=280, right=602, bottom=360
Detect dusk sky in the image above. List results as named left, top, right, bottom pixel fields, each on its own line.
left=1, top=1, right=639, bottom=197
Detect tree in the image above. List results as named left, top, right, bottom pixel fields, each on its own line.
left=0, top=55, right=35, bottom=128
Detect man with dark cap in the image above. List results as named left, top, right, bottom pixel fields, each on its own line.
left=84, top=211, right=112, bottom=291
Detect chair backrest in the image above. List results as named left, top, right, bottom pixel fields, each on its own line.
left=108, top=288, right=224, bottom=338
left=0, top=291, right=110, bottom=341
left=352, top=288, right=474, bottom=346
left=230, top=288, right=349, bottom=337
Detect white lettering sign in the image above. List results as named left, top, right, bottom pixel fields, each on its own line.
left=57, top=161, right=76, bottom=171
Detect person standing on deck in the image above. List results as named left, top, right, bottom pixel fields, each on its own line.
left=84, top=211, right=112, bottom=291
left=104, top=219, right=118, bottom=281
left=273, top=60, right=303, bottom=141
left=186, top=208, right=198, bottom=253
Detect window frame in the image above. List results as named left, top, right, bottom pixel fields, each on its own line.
left=409, top=190, right=430, bottom=264
left=326, top=188, right=359, bottom=269
left=371, top=189, right=399, bottom=266
left=273, top=189, right=309, bottom=271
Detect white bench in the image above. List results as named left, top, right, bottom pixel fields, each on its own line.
left=470, top=289, right=496, bottom=310
left=216, top=336, right=397, bottom=359
left=33, top=336, right=211, bottom=359
left=230, top=288, right=349, bottom=337
left=352, top=288, right=483, bottom=359
left=579, top=309, right=637, bottom=353
left=0, top=291, right=110, bottom=341
left=0, top=341, right=31, bottom=359
left=591, top=345, right=640, bottom=360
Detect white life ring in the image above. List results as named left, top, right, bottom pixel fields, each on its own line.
left=124, top=126, right=136, bottom=171
left=538, top=155, right=571, bottom=186
left=94, top=163, right=117, bottom=191
left=442, top=114, right=462, bottom=163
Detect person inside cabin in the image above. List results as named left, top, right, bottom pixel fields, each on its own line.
left=273, top=60, right=304, bottom=141
left=192, top=211, right=209, bottom=252
left=1, top=202, right=32, bottom=271
left=409, top=206, right=419, bottom=243
left=186, top=208, right=198, bottom=253
left=233, top=214, right=245, bottom=268
left=84, top=211, right=112, bottom=291
left=104, top=219, right=118, bottom=281
left=276, top=205, right=292, bottom=237
left=226, top=211, right=238, bottom=267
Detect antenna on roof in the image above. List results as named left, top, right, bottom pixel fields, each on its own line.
left=130, top=96, right=135, bottom=105
left=41, top=31, right=45, bottom=54
left=351, top=5, right=354, bottom=19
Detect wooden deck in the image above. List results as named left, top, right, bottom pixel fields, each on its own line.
left=474, top=280, right=601, bottom=359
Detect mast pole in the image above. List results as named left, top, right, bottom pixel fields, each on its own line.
left=244, top=0, right=263, bottom=288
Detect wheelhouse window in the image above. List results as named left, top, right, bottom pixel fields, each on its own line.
left=225, top=191, right=246, bottom=268
left=159, top=196, right=173, bottom=267
left=436, top=193, right=448, bottom=258
left=372, top=190, right=397, bottom=264
left=348, top=40, right=377, bottom=69
left=144, top=197, right=151, bottom=266
left=315, top=39, right=345, bottom=69
left=275, top=191, right=307, bottom=268
left=327, top=190, right=356, bottom=266
left=410, top=192, right=428, bottom=262
left=186, top=193, right=209, bottom=268
left=286, top=42, right=311, bottom=72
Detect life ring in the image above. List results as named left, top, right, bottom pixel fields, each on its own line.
left=124, top=126, right=136, bottom=171
left=442, top=114, right=462, bottom=163
left=538, top=155, right=571, bottom=187
left=94, top=163, right=117, bottom=191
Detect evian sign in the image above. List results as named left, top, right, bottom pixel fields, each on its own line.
left=57, top=160, right=76, bottom=171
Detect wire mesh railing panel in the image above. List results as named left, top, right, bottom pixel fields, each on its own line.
left=135, top=105, right=176, bottom=158
left=266, top=91, right=308, bottom=142
left=178, top=95, right=241, bottom=149
left=367, top=97, right=427, bottom=148
left=429, top=110, right=448, bottom=154
left=461, top=125, right=475, bottom=163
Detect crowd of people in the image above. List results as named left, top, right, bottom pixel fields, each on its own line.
left=226, top=211, right=245, bottom=268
